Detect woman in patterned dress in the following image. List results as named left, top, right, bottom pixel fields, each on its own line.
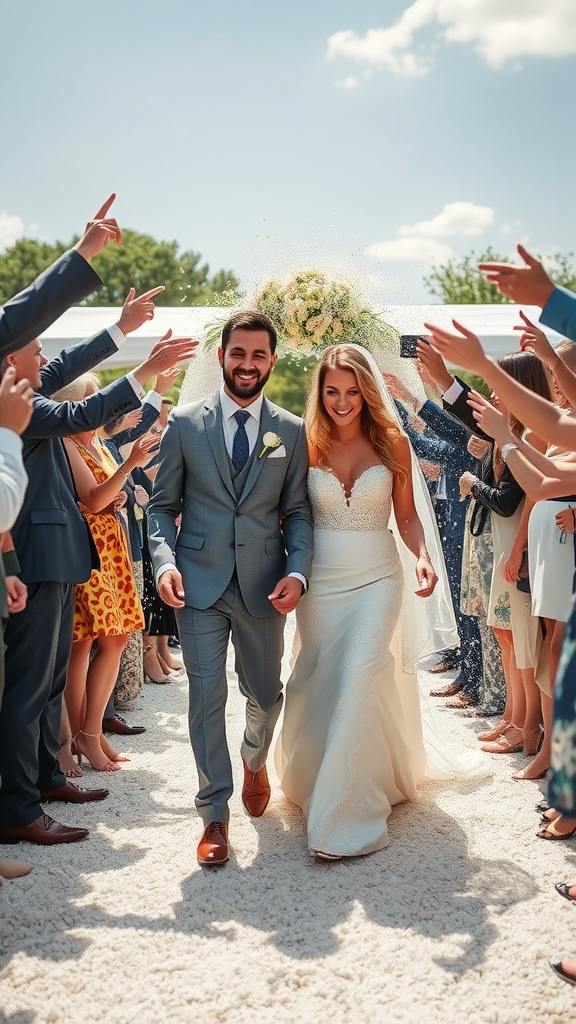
left=60, top=392, right=157, bottom=771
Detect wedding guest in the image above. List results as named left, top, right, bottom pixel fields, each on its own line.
left=61, top=388, right=157, bottom=772
left=417, top=341, right=547, bottom=757
left=385, top=371, right=484, bottom=708
left=0, top=368, right=34, bottom=883
left=0, top=298, right=196, bottom=844
left=424, top=251, right=576, bottom=840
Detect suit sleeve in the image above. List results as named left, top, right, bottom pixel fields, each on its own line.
left=39, top=328, right=119, bottom=397
left=0, top=429, right=28, bottom=532
left=540, top=286, right=576, bottom=341
left=278, top=422, right=314, bottom=580
left=417, top=398, right=473, bottom=445
left=0, top=250, right=101, bottom=359
left=146, top=414, right=185, bottom=575
left=23, top=377, right=140, bottom=440
left=442, top=378, right=491, bottom=441
left=110, top=401, right=160, bottom=447
left=395, top=400, right=449, bottom=463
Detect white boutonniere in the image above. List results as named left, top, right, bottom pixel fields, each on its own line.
left=258, top=431, right=283, bottom=459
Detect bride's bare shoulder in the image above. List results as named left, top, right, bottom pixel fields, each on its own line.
left=308, top=444, right=321, bottom=468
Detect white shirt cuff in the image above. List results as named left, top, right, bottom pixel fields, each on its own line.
left=107, top=323, right=126, bottom=349
left=441, top=378, right=463, bottom=405
left=126, top=371, right=146, bottom=401
left=156, top=562, right=177, bottom=587
left=144, top=390, right=162, bottom=412
left=288, top=571, right=307, bottom=593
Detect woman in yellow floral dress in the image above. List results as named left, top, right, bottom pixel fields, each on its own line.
left=61, top=383, right=156, bottom=772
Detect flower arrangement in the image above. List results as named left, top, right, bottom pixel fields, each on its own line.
left=253, top=269, right=399, bottom=359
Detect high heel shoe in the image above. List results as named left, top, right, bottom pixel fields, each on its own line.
left=143, top=645, right=171, bottom=684
left=74, top=731, right=120, bottom=772
left=57, top=742, right=83, bottom=779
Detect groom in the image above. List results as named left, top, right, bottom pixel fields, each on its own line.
left=147, top=311, right=313, bottom=866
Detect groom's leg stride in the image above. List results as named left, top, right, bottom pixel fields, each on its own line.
left=176, top=573, right=285, bottom=866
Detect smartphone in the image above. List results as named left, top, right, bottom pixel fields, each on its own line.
left=399, top=335, right=429, bottom=358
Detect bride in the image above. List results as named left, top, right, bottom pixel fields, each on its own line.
left=275, top=343, right=478, bottom=859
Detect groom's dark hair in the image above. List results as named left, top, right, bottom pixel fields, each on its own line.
left=220, top=311, right=277, bottom=354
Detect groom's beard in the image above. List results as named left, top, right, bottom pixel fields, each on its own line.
left=221, top=366, right=272, bottom=401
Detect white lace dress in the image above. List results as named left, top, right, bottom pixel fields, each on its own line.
left=275, top=464, right=483, bottom=857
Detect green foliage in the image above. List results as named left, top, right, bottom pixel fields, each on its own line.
left=424, top=247, right=511, bottom=304
left=424, top=246, right=576, bottom=305
left=264, top=354, right=316, bottom=415
left=0, top=230, right=240, bottom=307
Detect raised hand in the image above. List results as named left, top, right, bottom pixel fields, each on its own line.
left=74, top=194, right=122, bottom=262
left=155, top=367, right=181, bottom=395
left=0, top=368, right=34, bottom=435
left=415, top=337, right=454, bottom=392
left=158, top=568, right=186, bottom=608
left=514, top=310, right=556, bottom=363
left=132, top=329, right=199, bottom=388
left=466, top=390, right=513, bottom=446
left=124, top=433, right=161, bottom=471
left=467, top=435, right=491, bottom=459
left=382, top=372, right=414, bottom=404
left=117, top=285, right=165, bottom=335
left=424, top=320, right=489, bottom=375
left=478, top=244, right=555, bottom=308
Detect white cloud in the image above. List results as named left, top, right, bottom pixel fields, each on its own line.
left=366, top=237, right=455, bottom=262
left=327, top=0, right=576, bottom=77
left=334, top=76, right=359, bottom=89
left=398, top=201, right=494, bottom=237
left=0, top=212, right=25, bottom=251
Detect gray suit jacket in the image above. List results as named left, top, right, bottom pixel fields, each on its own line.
left=147, top=391, right=313, bottom=617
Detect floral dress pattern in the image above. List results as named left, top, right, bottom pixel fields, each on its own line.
left=71, top=440, right=145, bottom=641
left=548, top=596, right=576, bottom=814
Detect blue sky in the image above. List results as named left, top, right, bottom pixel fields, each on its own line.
left=1, top=0, right=575, bottom=303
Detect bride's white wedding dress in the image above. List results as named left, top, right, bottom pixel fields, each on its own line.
left=275, top=462, right=483, bottom=857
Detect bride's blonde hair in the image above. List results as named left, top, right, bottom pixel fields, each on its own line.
left=305, top=345, right=408, bottom=485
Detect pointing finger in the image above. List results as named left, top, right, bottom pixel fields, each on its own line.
left=138, top=285, right=165, bottom=300
left=93, top=193, right=116, bottom=220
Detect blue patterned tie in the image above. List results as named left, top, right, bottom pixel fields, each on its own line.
left=232, top=409, right=250, bottom=471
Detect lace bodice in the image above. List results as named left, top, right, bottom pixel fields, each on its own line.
left=308, top=464, right=393, bottom=531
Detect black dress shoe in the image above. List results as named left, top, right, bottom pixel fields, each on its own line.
left=102, top=714, right=146, bottom=736
left=40, top=782, right=109, bottom=803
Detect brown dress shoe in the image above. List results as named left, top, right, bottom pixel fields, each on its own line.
left=40, top=782, right=109, bottom=803
left=197, top=822, right=229, bottom=866
left=429, top=680, right=462, bottom=698
left=242, top=759, right=271, bottom=817
left=445, top=693, right=476, bottom=709
left=0, top=814, right=89, bottom=845
left=102, top=715, right=146, bottom=736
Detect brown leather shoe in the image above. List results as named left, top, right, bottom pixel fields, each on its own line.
left=430, top=680, right=462, bottom=698
left=0, top=814, right=89, bottom=845
left=197, top=822, right=229, bottom=866
left=242, top=758, right=271, bottom=817
left=445, top=693, right=476, bottom=709
left=40, top=782, right=109, bottom=803
left=102, top=715, right=146, bottom=736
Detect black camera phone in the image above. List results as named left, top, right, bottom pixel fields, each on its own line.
left=399, top=335, right=429, bottom=358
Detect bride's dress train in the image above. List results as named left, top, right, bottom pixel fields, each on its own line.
left=275, top=464, right=484, bottom=857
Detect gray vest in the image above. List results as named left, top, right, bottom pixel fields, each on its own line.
left=230, top=448, right=257, bottom=498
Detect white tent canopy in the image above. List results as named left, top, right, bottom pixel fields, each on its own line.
left=38, top=303, right=565, bottom=369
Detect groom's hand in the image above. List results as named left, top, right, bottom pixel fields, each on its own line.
left=268, top=576, right=304, bottom=614
left=158, top=569, right=186, bottom=608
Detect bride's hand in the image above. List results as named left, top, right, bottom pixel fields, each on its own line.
left=415, top=555, right=437, bottom=598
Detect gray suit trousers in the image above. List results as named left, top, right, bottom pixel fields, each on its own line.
left=176, top=573, right=285, bottom=826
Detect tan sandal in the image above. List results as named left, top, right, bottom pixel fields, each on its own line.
left=481, top=723, right=523, bottom=754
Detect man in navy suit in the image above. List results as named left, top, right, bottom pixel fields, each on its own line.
left=0, top=292, right=196, bottom=845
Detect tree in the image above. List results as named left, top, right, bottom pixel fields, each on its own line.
left=424, top=246, right=576, bottom=304
left=0, top=230, right=240, bottom=307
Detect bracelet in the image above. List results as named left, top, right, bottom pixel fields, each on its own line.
left=501, top=442, right=519, bottom=462
left=117, top=466, right=129, bottom=477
